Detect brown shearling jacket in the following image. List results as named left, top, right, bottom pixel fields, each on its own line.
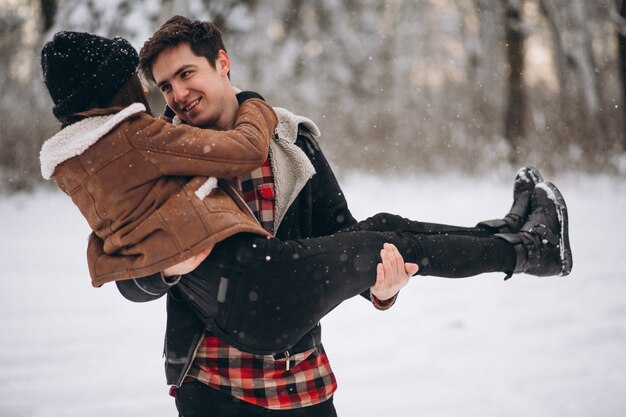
left=39, top=99, right=277, bottom=287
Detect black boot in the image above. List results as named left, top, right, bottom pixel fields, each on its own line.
left=478, top=166, right=544, bottom=234
left=494, top=182, right=573, bottom=277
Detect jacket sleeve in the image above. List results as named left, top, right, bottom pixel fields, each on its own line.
left=115, top=273, right=177, bottom=302
left=304, top=133, right=357, bottom=237
left=129, top=99, right=278, bottom=179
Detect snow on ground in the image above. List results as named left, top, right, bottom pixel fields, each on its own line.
left=1, top=172, right=625, bottom=417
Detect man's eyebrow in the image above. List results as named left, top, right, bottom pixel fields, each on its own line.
left=156, top=64, right=195, bottom=88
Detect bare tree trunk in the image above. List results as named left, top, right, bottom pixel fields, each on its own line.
left=39, top=0, right=57, bottom=31
left=502, top=0, right=526, bottom=162
left=618, top=0, right=626, bottom=149
left=569, top=0, right=601, bottom=115
left=564, top=0, right=610, bottom=157
left=467, top=0, right=506, bottom=141
left=539, top=0, right=567, bottom=98
left=538, top=0, right=581, bottom=155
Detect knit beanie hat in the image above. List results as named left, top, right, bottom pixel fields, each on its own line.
left=41, top=31, right=139, bottom=120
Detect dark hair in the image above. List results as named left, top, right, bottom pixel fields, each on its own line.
left=106, top=73, right=152, bottom=113
left=59, top=74, right=152, bottom=126
left=139, top=15, right=227, bottom=84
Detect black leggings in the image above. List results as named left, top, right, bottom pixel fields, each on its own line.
left=176, top=213, right=516, bottom=355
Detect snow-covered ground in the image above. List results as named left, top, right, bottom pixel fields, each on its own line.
left=1, top=172, right=625, bottom=417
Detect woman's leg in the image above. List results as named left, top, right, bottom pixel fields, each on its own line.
left=344, top=165, right=545, bottom=237
left=179, top=228, right=516, bottom=354
left=178, top=181, right=569, bottom=355
left=340, top=212, right=495, bottom=237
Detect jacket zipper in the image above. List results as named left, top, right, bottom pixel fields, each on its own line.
left=176, top=334, right=204, bottom=387
left=284, top=350, right=291, bottom=371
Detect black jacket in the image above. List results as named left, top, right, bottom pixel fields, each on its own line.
left=117, top=126, right=357, bottom=386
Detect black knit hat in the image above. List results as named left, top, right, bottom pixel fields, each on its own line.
left=41, top=31, right=139, bottom=120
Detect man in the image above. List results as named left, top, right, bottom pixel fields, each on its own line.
left=114, top=16, right=570, bottom=416
left=114, top=15, right=414, bottom=416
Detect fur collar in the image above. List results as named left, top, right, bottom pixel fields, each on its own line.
left=269, top=107, right=319, bottom=230
left=273, top=107, right=320, bottom=143
left=40, top=103, right=146, bottom=179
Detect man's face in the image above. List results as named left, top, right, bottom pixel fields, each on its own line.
left=152, top=42, right=235, bottom=129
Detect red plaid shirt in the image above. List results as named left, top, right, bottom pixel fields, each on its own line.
left=185, top=158, right=337, bottom=410
left=187, top=336, right=337, bottom=410
left=239, top=158, right=276, bottom=234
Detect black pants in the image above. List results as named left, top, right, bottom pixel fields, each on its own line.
left=177, top=213, right=515, bottom=354
left=175, top=380, right=337, bottom=417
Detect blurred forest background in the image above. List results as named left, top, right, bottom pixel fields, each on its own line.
left=1, top=0, right=625, bottom=193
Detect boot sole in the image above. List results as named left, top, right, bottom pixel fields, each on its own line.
left=538, top=182, right=573, bottom=276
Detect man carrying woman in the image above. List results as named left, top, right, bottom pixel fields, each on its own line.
left=39, top=27, right=571, bottom=416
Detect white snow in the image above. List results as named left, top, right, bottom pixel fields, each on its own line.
left=1, top=172, right=625, bottom=416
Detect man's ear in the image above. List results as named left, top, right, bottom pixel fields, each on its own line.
left=216, top=50, right=231, bottom=75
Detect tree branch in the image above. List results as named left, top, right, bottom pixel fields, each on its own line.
left=610, top=0, right=626, bottom=36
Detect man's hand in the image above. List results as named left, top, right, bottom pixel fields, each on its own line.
left=162, top=246, right=213, bottom=277
left=370, top=243, right=418, bottom=301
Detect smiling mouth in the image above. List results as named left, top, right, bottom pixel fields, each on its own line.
left=182, top=98, right=200, bottom=112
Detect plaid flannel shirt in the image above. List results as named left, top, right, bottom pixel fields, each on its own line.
left=239, top=158, right=276, bottom=234
left=186, top=159, right=337, bottom=410
left=187, top=335, right=337, bottom=410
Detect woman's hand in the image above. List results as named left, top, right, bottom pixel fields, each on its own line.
left=162, top=246, right=213, bottom=277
